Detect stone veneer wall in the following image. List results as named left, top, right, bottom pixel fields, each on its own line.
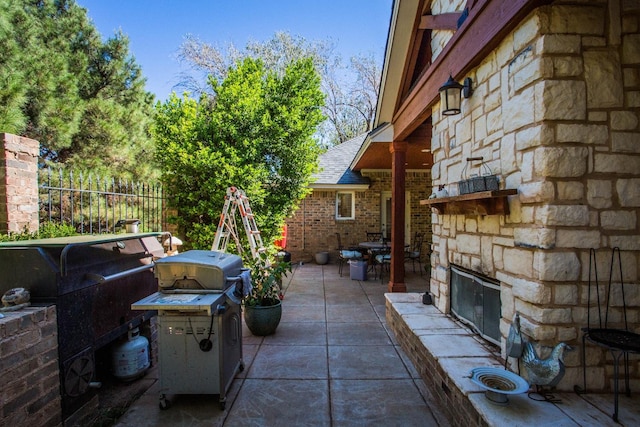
left=428, top=1, right=640, bottom=392
left=0, top=133, right=39, bottom=233
left=0, top=307, right=61, bottom=426
left=285, top=171, right=432, bottom=263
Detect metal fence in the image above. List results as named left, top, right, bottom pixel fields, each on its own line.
left=39, top=168, right=168, bottom=234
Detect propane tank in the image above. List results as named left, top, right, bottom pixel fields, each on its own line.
left=112, top=328, right=150, bottom=381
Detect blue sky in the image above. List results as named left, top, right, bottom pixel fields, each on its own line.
left=76, top=0, right=393, bottom=101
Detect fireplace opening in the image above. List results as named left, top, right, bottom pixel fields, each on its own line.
left=450, top=265, right=501, bottom=345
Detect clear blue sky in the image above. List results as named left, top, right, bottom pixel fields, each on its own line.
left=76, top=0, right=393, bottom=101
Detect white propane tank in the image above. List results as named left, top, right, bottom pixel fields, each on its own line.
left=112, top=328, right=150, bottom=381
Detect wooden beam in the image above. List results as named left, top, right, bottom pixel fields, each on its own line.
left=421, top=189, right=517, bottom=216
left=419, top=13, right=462, bottom=30
left=388, top=140, right=407, bottom=293
left=393, top=0, right=552, bottom=141
left=400, top=28, right=425, bottom=100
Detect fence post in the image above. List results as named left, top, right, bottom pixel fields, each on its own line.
left=0, top=133, right=39, bottom=233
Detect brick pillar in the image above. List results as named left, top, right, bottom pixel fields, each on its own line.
left=0, top=133, right=39, bottom=233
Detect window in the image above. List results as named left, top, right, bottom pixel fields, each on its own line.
left=336, top=192, right=355, bottom=220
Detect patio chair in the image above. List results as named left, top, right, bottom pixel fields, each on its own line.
left=404, top=232, right=424, bottom=275
left=366, top=231, right=383, bottom=242
left=335, top=233, right=362, bottom=277
left=579, top=247, right=640, bottom=422
left=362, top=232, right=383, bottom=273
left=374, top=247, right=391, bottom=283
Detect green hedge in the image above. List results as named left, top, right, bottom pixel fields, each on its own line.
left=0, top=223, right=78, bottom=242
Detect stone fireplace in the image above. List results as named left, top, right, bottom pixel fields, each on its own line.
left=426, top=1, right=640, bottom=393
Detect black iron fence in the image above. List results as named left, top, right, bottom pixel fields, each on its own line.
left=39, top=168, right=168, bottom=234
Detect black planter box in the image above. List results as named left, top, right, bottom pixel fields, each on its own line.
left=458, top=179, right=471, bottom=194
left=458, top=175, right=499, bottom=194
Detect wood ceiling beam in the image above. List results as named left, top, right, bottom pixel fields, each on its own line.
left=419, top=13, right=462, bottom=30
left=392, top=0, right=552, bottom=141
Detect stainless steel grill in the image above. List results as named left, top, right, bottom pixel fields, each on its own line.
left=132, top=250, right=245, bottom=410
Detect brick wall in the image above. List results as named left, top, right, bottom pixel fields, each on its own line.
left=285, top=171, right=432, bottom=263
left=0, top=133, right=39, bottom=234
left=386, top=297, right=485, bottom=427
left=428, top=2, right=640, bottom=392
left=0, top=306, right=61, bottom=427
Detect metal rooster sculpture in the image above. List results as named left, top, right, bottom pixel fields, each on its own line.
left=521, top=339, right=572, bottom=402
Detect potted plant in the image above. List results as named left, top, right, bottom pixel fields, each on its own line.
left=243, top=252, right=291, bottom=336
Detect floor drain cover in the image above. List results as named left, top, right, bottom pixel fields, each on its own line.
left=469, top=367, right=529, bottom=405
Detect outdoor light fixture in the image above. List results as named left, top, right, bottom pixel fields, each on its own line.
left=439, top=75, right=473, bottom=116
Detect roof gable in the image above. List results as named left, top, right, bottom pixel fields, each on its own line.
left=311, top=134, right=370, bottom=188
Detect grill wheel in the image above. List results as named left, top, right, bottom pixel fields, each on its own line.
left=64, top=356, right=94, bottom=397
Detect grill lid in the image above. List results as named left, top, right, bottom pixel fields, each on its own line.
left=0, top=233, right=162, bottom=248
left=155, top=250, right=243, bottom=290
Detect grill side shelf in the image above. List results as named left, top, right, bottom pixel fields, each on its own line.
left=132, top=291, right=227, bottom=316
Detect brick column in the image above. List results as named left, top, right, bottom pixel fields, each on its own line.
left=0, top=133, right=39, bottom=233
left=388, top=140, right=407, bottom=292
left=0, top=306, right=62, bottom=426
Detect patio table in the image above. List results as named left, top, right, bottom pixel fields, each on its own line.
left=358, top=241, right=389, bottom=250
left=358, top=241, right=390, bottom=276
left=358, top=241, right=411, bottom=277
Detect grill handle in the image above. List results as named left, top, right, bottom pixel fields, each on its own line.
left=86, top=264, right=153, bottom=284
left=160, top=289, right=223, bottom=294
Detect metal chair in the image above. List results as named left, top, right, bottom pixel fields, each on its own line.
left=374, top=246, right=391, bottom=283
left=335, top=233, right=362, bottom=277
left=579, top=247, right=640, bottom=422
left=404, top=232, right=424, bottom=275
left=366, top=232, right=382, bottom=242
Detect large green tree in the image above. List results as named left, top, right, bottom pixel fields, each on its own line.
left=0, top=0, right=156, bottom=180
left=154, top=57, right=324, bottom=250
left=0, top=0, right=27, bottom=133
left=177, top=32, right=382, bottom=147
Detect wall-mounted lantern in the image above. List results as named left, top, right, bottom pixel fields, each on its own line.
left=439, top=75, right=473, bottom=116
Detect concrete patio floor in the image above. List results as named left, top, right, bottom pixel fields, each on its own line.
left=113, top=262, right=446, bottom=427
left=108, top=262, right=640, bottom=427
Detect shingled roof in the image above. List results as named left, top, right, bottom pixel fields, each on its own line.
left=311, top=134, right=371, bottom=189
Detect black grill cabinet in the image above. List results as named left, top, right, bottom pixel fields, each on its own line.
left=0, top=233, right=163, bottom=422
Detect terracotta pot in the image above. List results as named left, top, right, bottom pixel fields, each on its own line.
left=244, top=300, right=282, bottom=336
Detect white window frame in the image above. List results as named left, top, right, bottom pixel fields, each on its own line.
left=336, top=191, right=355, bottom=220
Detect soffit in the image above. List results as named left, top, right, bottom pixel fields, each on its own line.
left=352, top=122, right=432, bottom=171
